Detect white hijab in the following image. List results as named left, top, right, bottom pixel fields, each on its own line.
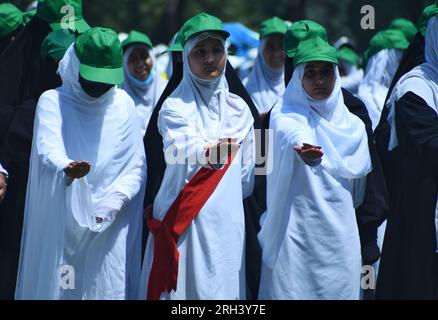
left=244, top=37, right=285, bottom=114
left=15, top=44, right=146, bottom=299
left=387, top=16, right=438, bottom=150
left=160, top=31, right=253, bottom=145
left=121, top=44, right=167, bottom=136
left=280, top=62, right=372, bottom=180
left=340, top=60, right=364, bottom=95
left=357, top=48, right=403, bottom=130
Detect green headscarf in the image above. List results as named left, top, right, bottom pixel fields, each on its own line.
left=41, top=29, right=76, bottom=60
left=259, top=16, right=287, bottom=40
left=417, top=4, right=438, bottom=36
left=75, top=27, right=123, bottom=85
left=389, top=18, right=417, bottom=42
left=337, top=46, right=360, bottom=67
left=285, top=20, right=328, bottom=58
left=0, top=3, right=23, bottom=39
left=179, top=12, right=229, bottom=47
left=294, top=36, right=338, bottom=67
left=36, top=0, right=90, bottom=33
left=122, top=30, right=153, bottom=50
left=363, top=29, right=409, bottom=67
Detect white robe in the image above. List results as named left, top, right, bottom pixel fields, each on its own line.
left=120, top=45, right=168, bottom=137
left=243, top=38, right=285, bottom=114
left=15, top=45, right=147, bottom=300
left=340, top=61, right=364, bottom=96
left=138, top=32, right=255, bottom=300
left=258, top=63, right=371, bottom=300
left=357, top=48, right=403, bottom=130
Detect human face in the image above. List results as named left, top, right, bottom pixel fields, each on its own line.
left=127, top=46, right=153, bottom=81
left=302, top=61, right=336, bottom=100
left=263, top=35, right=285, bottom=70
left=188, top=37, right=226, bottom=80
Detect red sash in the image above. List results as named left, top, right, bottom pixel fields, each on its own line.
left=146, top=153, right=236, bottom=300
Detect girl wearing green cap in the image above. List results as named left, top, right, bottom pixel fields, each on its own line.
left=335, top=43, right=364, bottom=96
left=121, top=31, right=168, bottom=136
left=244, top=17, right=287, bottom=118
left=138, top=13, right=255, bottom=300
left=16, top=29, right=147, bottom=299
left=376, top=16, right=438, bottom=300
left=357, top=29, right=409, bottom=131
left=258, top=37, right=371, bottom=300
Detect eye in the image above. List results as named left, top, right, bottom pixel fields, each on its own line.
left=305, top=69, right=315, bottom=78
left=213, top=47, right=224, bottom=54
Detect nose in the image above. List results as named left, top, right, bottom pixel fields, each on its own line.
left=205, top=52, right=214, bottom=64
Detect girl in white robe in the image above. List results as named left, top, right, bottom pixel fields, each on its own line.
left=121, top=38, right=168, bottom=136
left=15, top=43, right=147, bottom=300
left=258, top=37, right=372, bottom=300
left=138, top=13, right=255, bottom=300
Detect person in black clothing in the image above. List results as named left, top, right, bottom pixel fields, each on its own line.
left=375, top=15, right=438, bottom=300
left=0, top=0, right=90, bottom=299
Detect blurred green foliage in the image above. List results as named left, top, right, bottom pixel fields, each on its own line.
left=7, top=0, right=434, bottom=53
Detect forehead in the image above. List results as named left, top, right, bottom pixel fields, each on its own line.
left=129, top=46, right=150, bottom=56
left=305, top=61, right=333, bottom=69
left=265, top=34, right=284, bottom=45
left=193, top=37, right=223, bottom=48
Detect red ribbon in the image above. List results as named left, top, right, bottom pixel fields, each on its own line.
left=146, top=153, right=235, bottom=300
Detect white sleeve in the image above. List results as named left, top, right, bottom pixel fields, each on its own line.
left=351, top=176, right=367, bottom=209
left=240, top=127, right=255, bottom=199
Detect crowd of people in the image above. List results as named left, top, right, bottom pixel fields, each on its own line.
left=0, top=0, right=437, bottom=300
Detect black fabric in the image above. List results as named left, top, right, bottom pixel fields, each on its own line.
left=375, top=32, right=426, bottom=203
left=141, top=54, right=264, bottom=299
left=79, top=75, right=113, bottom=98
left=376, top=92, right=438, bottom=299
left=0, top=24, right=23, bottom=56
left=0, top=16, right=61, bottom=299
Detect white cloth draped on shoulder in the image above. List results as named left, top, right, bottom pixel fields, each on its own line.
left=138, top=32, right=255, bottom=300
left=120, top=44, right=168, bottom=136
left=340, top=62, right=364, bottom=95
left=387, top=16, right=438, bottom=151
left=15, top=44, right=147, bottom=300
left=357, top=48, right=403, bottom=130
left=258, top=63, right=371, bottom=299
left=243, top=38, right=285, bottom=114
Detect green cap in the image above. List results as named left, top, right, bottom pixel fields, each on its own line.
left=167, top=30, right=183, bottom=52
left=180, top=13, right=230, bottom=47
left=294, top=36, right=338, bottom=67
left=41, top=29, right=75, bottom=60
left=22, top=9, right=36, bottom=25
left=122, top=30, right=153, bottom=50
left=363, top=29, right=409, bottom=66
left=285, top=20, right=328, bottom=58
left=75, top=27, right=123, bottom=85
left=389, top=18, right=417, bottom=42
left=36, top=0, right=90, bottom=33
left=337, top=46, right=360, bottom=67
left=259, top=16, right=287, bottom=40
left=0, top=3, right=23, bottom=40
left=418, top=4, right=438, bottom=36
